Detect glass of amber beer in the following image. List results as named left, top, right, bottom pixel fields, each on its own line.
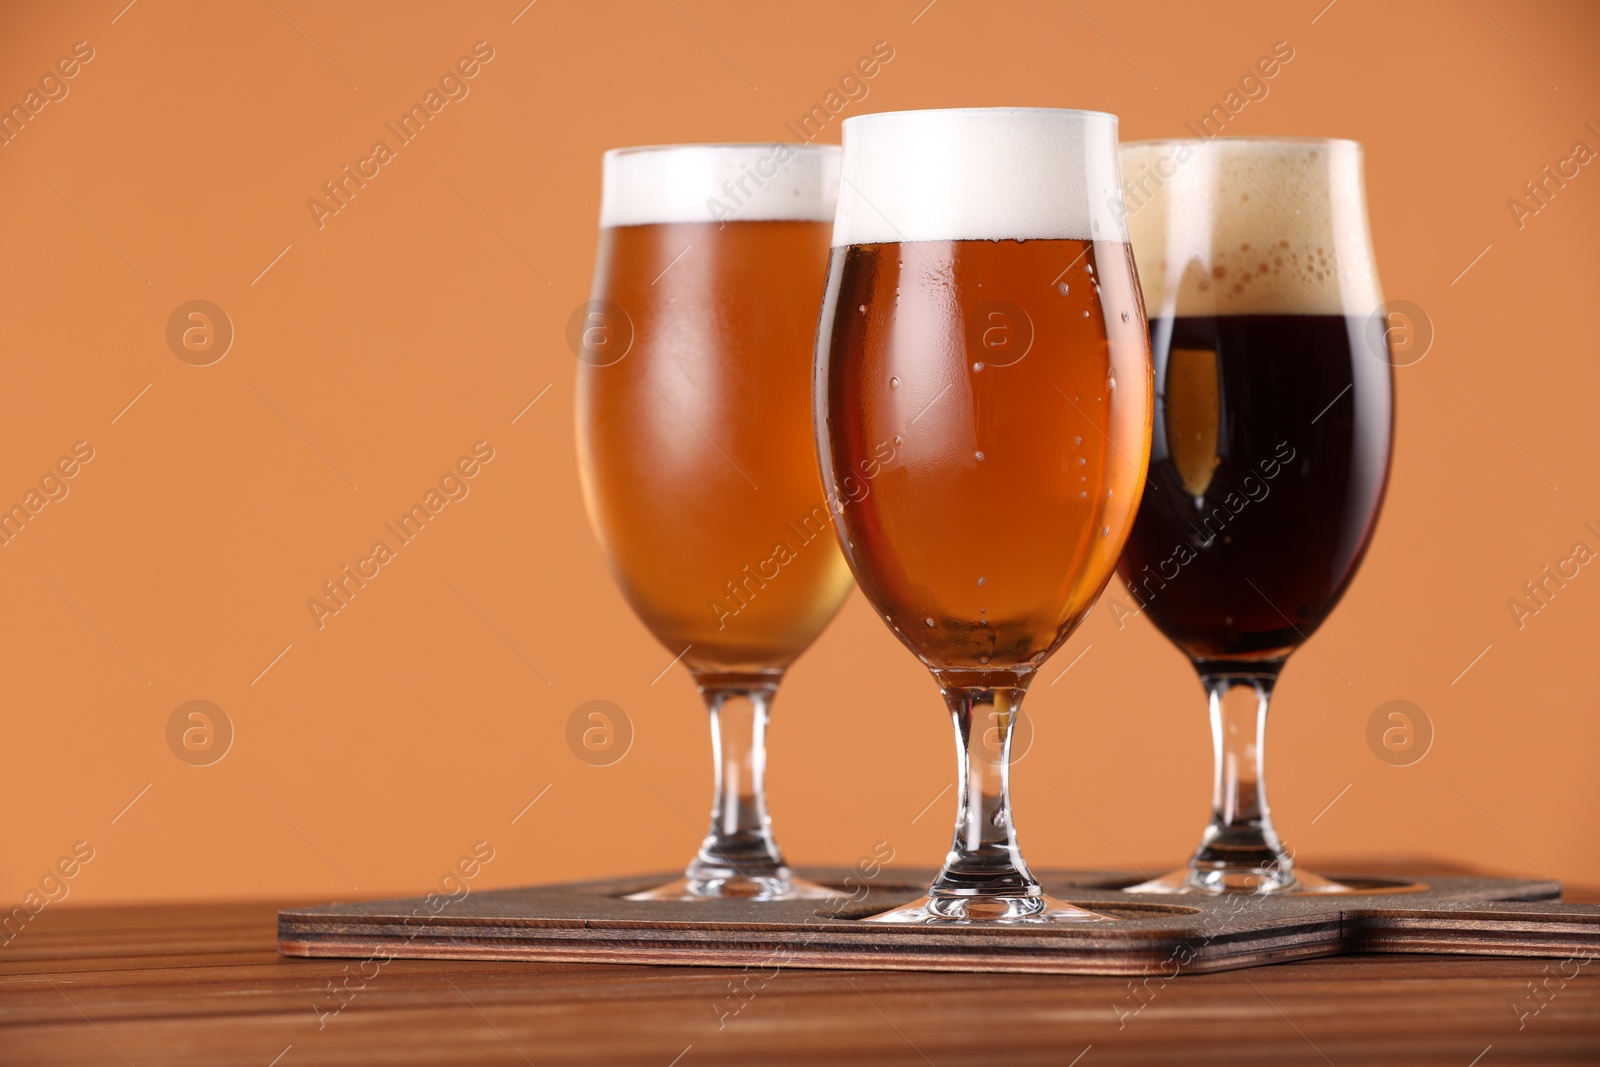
left=1116, top=138, right=1393, bottom=894
left=815, top=109, right=1153, bottom=922
left=577, top=144, right=853, bottom=901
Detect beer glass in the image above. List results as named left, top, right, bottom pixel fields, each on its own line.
left=1117, top=138, right=1393, bottom=894
left=577, top=144, right=853, bottom=900
left=815, top=109, right=1153, bottom=922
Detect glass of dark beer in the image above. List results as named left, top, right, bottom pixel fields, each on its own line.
left=1117, top=138, right=1393, bottom=894
left=577, top=144, right=854, bottom=900
left=815, top=108, right=1154, bottom=922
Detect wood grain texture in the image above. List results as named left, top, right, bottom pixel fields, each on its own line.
left=277, top=868, right=1599, bottom=976
left=3, top=871, right=1597, bottom=1066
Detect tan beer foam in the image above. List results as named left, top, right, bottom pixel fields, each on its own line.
left=1120, top=139, right=1383, bottom=317
left=833, top=108, right=1127, bottom=246
left=600, top=144, right=840, bottom=227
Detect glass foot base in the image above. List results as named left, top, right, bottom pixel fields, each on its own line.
left=625, top=871, right=836, bottom=902
left=863, top=892, right=1119, bottom=924
left=1123, top=866, right=1350, bottom=895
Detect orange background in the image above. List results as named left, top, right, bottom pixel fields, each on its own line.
left=1, top=0, right=1595, bottom=908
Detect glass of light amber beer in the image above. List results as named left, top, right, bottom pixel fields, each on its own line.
left=815, top=109, right=1153, bottom=922
left=1116, top=138, right=1394, bottom=894
left=577, top=144, right=854, bottom=901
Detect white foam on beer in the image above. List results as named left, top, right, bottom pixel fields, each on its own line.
left=600, top=144, right=840, bottom=227
left=832, top=108, right=1127, bottom=246
left=1120, top=139, right=1383, bottom=316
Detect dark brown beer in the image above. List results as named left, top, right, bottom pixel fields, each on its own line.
left=1114, top=136, right=1395, bottom=895
left=578, top=220, right=853, bottom=672
left=816, top=237, right=1152, bottom=673
left=1117, top=313, right=1392, bottom=662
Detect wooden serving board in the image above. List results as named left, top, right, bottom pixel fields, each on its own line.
left=277, top=867, right=1600, bottom=976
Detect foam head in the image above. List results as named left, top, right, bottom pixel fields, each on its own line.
left=833, top=107, right=1127, bottom=246
left=1120, top=138, right=1383, bottom=317
left=600, top=143, right=840, bottom=228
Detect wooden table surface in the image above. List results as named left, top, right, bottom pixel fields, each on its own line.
left=3, top=877, right=1597, bottom=1066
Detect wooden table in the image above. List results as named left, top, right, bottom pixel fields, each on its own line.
left=3, top=878, right=1597, bottom=1066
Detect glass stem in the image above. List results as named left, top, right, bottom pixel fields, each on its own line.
left=685, top=673, right=789, bottom=889
left=1190, top=665, right=1294, bottom=891
left=929, top=684, right=1039, bottom=900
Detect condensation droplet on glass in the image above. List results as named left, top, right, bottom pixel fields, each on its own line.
left=1077, top=457, right=1087, bottom=466
left=890, top=377, right=900, bottom=389
left=924, top=617, right=935, bottom=627
left=1121, top=310, right=1130, bottom=322
left=975, top=451, right=985, bottom=462
left=1074, top=435, right=1083, bottom=445
left=1079, top=490, right=1087, bottom=499
left=1086, top=263, right=1094, bottom=274
left=977, top=576, right=986, bottom=587
left=1107, top=376, right=1116, bottom=390
left=973, top=362, right=985, bottom=372
left=858, top=304, right=867, bottom=313
left=1101, top=527, right=1111, bottom=537
left=1058, top=283, right=1070, bottom=295
left=979, top=656, right=989, bottom=664
left=1082, top=310, right=1090, bottom=318
left=893, top=435, right=903, bottom=445
left=1106, top=489, right=1114, bottom=498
